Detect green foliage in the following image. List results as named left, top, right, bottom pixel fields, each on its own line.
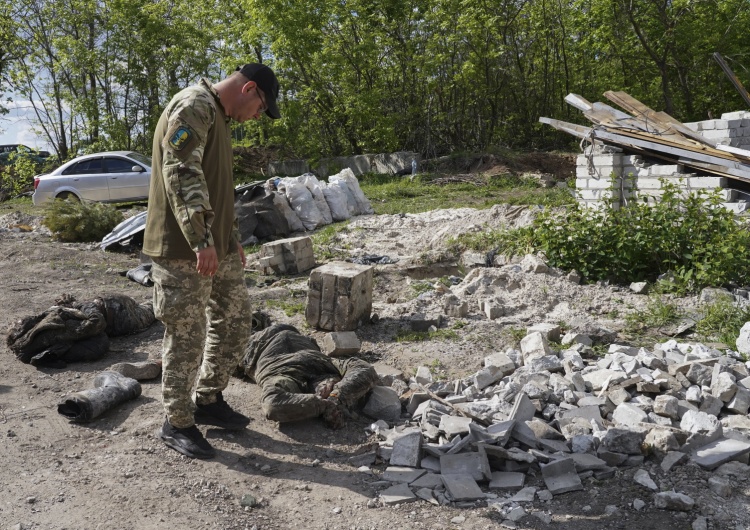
left=395, top=328, right=460, bottom=343
left=625, top=296, right=682, bottom=332
left=0, top=151, right=44, bottom=198
left=501, top=326, right=528, bottom=345
left=266, top=298, right=306, bottom=317
left=42, top=199, right=124, bottom=242
left=696, top=299, right=750, bottom=348
left=451, top=183, right=750, bottom=293
left=359, top=173, right=574, bottom=215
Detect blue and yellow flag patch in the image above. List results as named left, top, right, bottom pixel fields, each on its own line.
left=169, top=126, right=193, bottom=151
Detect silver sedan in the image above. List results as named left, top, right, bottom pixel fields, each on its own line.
left=32, top=151, right=151, bottom=206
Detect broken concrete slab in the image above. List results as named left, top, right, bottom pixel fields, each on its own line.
left=441, top=474, right=485, bottom=501
left=382, top=466, right=427, bottom=484
left=509, top=392, right=536, bottom=422
left=319, top=331, right=361, bottom=356
left=540, top=458, right=583, bottom=495
left=379, top=483, right=417, bottom=505
left=439, top=415, right=473, bottom=437
left=410, top=472, right=444, bottom=489
left=390, top=430, right=422, bottom=468
left=489, top=471, right=525, bottom=490
left=363, top=386, right=402, bottom=422
left=692, top=437, right=750, bottom=470
left=440, top=452, right=491, bottom=481
left=653, top=491, right=694, bottom=511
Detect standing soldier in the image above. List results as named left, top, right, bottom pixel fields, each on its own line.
left=144, top=64, right=281, bottom=459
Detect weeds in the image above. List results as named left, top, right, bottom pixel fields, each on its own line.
left=695, top=299, right=750, bottom=347
left=311, top=221, right=351, bottom=260
left=625, top=296, right=682, bottom=332
left=266, top=298, right=306, bottom=317
left=396, top=329, right=460, bottom=342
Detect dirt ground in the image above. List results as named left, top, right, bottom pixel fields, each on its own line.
left=1, top=203, right=749, bottom=530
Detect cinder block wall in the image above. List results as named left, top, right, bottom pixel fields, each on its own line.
left=576, top=112, right=749, bottom=211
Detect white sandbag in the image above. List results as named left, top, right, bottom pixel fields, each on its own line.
left=283, top=177, right=324, bottom=231
left=322, top=182, right=351, bottom=221
left=272, top=191, right=305, bottom=233
left=301, top=173, right=332, bottom=225
left=328, top=172, right=360, bottom=216
left=339, top=168, right=374, bottom=215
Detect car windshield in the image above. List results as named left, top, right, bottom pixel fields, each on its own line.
left=127, top=152, right=151, bottom=166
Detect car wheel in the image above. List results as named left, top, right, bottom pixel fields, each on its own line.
left=56, top=191, right=80, bottom=202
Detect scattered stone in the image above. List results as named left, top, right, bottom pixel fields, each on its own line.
left=390, top=430, right=422, bottom=468
left=382, top=467, right=426, bottom=484
left=240, top=494, right=259, bottom=508
left=692, top=437, right=750, bottom=470
left=441, top=474, right=485, bottom=501
left=363, top=386, right=402, bottom=422
left=540, top=458, right=583, bottom=495
left=708, top=476, right=732, bottom=497
left=380, top=483, right=417, bottom=505
left=320, top=331, right=361, bottom=356
left=632, top=499, right=646, bottom=511
left=633, top=469, right=658, bottom=490
left=653, top=491, right=694, bottom=511
left=489, top=471, right=525, bottom=490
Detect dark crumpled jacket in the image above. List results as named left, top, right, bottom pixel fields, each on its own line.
left=240, top=324, right=378, bottom=409
left=7, top=294, right=155, bottom=367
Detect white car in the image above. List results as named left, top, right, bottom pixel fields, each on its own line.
left=32, top=151, right=151, bottom=206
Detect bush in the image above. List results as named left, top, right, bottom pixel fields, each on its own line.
left=0, top=152, right=44, bottom=198
left=450, top=181, right=750, bottom=293
left=43, top=199, right=124, bottom=242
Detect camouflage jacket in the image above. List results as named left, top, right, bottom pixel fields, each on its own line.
left=143, top=79, right=240, bottom=261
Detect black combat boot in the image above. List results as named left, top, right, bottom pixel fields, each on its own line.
left=159, top=419, right=215, bottom=459
left=194, top=392, right=251, bottom=430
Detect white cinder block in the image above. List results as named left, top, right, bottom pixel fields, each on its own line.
left=686, top=176, right=726, bottom=188
left=701, top=129, right=738, bottom=139
left=576, top=166, right=619, bottom=178
left=721, top=111, right=750, bottom=120
left=648, top=165, right=684, bottom=176
left=576, top=178, right=616, bottom=190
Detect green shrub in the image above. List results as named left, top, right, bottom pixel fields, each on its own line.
left=450, top=182, right=750, bottom=293
left=696, top=298, right=750, bottom=347
left=0, top=152, right=44, bottom=198
left=43, top=199, right=124, bottom=242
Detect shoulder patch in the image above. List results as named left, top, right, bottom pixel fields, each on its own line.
left=168, top=124, right=194, bottom=151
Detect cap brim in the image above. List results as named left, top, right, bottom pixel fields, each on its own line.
left=265, top=99, right=280, bottom=120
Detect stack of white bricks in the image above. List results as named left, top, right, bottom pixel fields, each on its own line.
left=634, top=165, right=735, bottom=205
left=684, top=111, right=750, bottom=150
left=575, top=147, right=640, bottom=209
left=259, top=236, right=315, bottom=275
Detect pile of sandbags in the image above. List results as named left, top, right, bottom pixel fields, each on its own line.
left=235, top=169, right=374, bottom=243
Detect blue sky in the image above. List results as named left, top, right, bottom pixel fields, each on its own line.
left=0, top=98, right=53, bottom=151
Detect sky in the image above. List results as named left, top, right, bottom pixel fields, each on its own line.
left=0, top=97, right=53, bottom=151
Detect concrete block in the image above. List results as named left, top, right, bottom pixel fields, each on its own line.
left=260, top=236, right=315, bottom=275
left=721, top=111, right=750, bottom=120
left=440, top=452, right=491, bottom=481
left=267, top=159, right=310, bottom=177
left=306, top=262, right=373, bottom=331
left=410, top=472, right=444, bottom=488
left=612, top=403, right=652, bottom=428
left=382, top=466, right=426, bottom=483
left=439, top=416, right=472, bottom=438
left=390, top=430, right=423, bottom=468
left=488, top=471, right=525, bottom=490
left=527, top=323, right=561, bottom=342
left=521, top=331, right=552, bottom=363
left=724, top=202, right=749, bottom=214
left=441, top=474, right=485, bottom=501
left=374, top=363, right=404, bottom=386
left=692, top=438, right=750, bottom=470
left=686, top=176, right=727, bottom=188
left=647, top=164, right=684, bottom=176
left=576, top=166, right=620, bottom=178
left=379, top=483, right=417, bottom=505
left=370, top=151, right=419, bottom=175
left=363, top=386, right=402, bottom=422
left=484, top=352, right=516, bottom=375
left=319, top=331, right=361, bottom=356
left=578, top=189, right=618, bottom=201
left=701, top=128, right=738, bottom=139
left=653, top=491, right=694, bottom=511
left=576, top=177, right=615, bottom=189
left=540, top=458, right=583, bottom=495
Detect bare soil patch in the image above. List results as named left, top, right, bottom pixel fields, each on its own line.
left=0, top=207, right=748, bottom=530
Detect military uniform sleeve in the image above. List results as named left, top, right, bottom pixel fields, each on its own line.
left=329, top=358, right=379, bottom=408
left=160, top=92, right=217, bottom=252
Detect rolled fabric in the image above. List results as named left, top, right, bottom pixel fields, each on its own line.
left=58, top=371, right=142, bottom=422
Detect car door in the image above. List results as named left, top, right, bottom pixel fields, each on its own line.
left=104, top=157, right=149, bottom=201
left=63, top=157, right=109, bottom=201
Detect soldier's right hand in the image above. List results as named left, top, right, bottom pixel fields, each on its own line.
left=196, top=246, right=219, bottom=276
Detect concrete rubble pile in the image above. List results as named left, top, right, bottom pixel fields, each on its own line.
left=358, top=328, right=750, bottom=522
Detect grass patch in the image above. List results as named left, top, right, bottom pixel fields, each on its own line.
left=359, top=173, right=574, bottom=215
left=266, top=298, right=306, bottom=317
left=625, top=296, right=682, bottom=332
left=696, top=299, right=750, bottom=348
left=0, top=196, right=35, bottom=214
left=311, top=221, right=351, bottom=260
left=396, top=328, right=460, bottom=342
left=501, top=326, right=528, bottom=345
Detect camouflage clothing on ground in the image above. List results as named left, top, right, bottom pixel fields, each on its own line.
left=240, top=324, right=379, bottom=424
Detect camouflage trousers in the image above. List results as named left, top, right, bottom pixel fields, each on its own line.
left=152, top=252, right=251, bottom=428
left=260, top=376, right=328, bottom=423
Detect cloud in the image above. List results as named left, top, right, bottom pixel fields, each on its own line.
left=0, top=97, right=54, bottom=150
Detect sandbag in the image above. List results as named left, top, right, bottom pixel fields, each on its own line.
left=335, top=168, right=374, bottom=215
left=328, top=174, right=360, bottom=216
left=281, top=177, right=324, bottom=231
left=322, top=182, right=351, bottom=221
left=272, top=191, right=305, bottom=233
left=301, top=173, right=333, bottom=225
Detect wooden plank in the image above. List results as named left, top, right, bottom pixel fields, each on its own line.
left=564, top=94, right=594, bottom=112
left=590, top=128, right=750, bottom=182
left=538, top=117, right=592, bottom=138
left=603, top=91, right=717, bottom=147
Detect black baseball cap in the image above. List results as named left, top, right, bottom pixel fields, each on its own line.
left=236, top=63, right=281, bottom=119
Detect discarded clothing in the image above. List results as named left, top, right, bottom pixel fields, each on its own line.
left=239, top=324, right=379, bottom=427
left=120, top=263, right=153, bottom=287
left=58, top=371, right=142, bottom=422
left=347, top=255, right=399, bottom=265
left=7, top=294, right=156, bottom=367
left=100, top=211, right=147, bottom=250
